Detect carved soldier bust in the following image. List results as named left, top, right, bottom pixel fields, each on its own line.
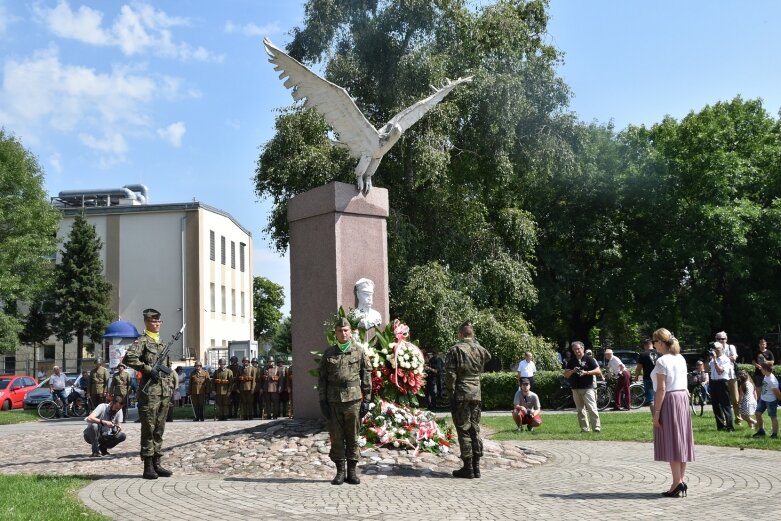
left=354, top=278, right=382, bottom=330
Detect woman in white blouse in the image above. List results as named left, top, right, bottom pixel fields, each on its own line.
left=651, top=328, right=695, bottom=498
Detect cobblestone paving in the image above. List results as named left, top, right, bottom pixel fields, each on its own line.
left=3, top=416, right=781, bottom=520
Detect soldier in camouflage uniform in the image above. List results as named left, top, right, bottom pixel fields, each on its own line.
left=188, top=361, right=210, bottom=421
left=251, top=358, right=263, bottom=418
left=212, top=359, right=233, bottom=421
left=124, top=309, right=178, bottom=480
left=89, top=358, right=110, bottom=408
left=318, top=318, right=372, bottom=485
left=445, top=321, right=491, bottom=479
left=237, top=357, right=256, bottom=420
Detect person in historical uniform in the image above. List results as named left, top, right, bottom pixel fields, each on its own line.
left=252, top=358, right=263, bottom=419
left=124, top=308, right=178, bottom=480
left=445, top=320, right=491, bottom=479
left=228, top=356, right=241, bottom=418
left=89, top=358, right=110, bottom=408
left=212, top=358, right=233, bottom=421
left=263, top=356, right=284, bottom=419
left=188, top=361, right=211, bottom=422
left=318, top=317, right=372, bottom=485
left=279, top=362, right=290, bottom=418
left=237, top=357, right=257, bottom=420
left=109, top=362, right=131, bottom=421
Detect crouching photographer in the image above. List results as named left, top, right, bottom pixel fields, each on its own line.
left=84, top=396, right=127, bottom=457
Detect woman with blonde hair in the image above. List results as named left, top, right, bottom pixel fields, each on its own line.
left=651, top=328, right=695, bottom=497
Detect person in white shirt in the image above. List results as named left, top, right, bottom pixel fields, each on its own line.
left=715, top=331, right=741, bottom=424
left=49, top=366, right=69, bottom=418
left=753, top=362, right=781, bottom=438
left=516, top=352, right=537, bottom=390
left=709, top=344, right=735, bottom=432
left=84, top=396, right=126, bottom=457
left=604, top=349, right=631, bottom=410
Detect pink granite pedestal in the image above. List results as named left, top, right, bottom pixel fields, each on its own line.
left=287, top=182, right=389, bottom=419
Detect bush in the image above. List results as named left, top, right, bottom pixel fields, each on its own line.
left=480, top=370, right=563, bottom=410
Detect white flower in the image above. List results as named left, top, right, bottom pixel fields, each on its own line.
left=393, top=441, right=400, bottom=448
left=375, top=371, right=382, bottom=378
left=439, top=445, right=449, bottom=454
left=357, top=436, right=367, bottom=447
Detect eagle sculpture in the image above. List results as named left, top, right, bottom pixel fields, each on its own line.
left=264, top=37, right=472, bottom=194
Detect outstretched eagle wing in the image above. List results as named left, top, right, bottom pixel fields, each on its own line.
left=264, top=38, right=379, bottom=159
left=387, top=76, right=473, bottom=132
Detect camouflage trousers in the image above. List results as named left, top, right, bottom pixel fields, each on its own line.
left=452, top=400, right=483, bottom=460
left=138, top=393, right=169, bottom=457
left=327, top=400, right=361, bottom=462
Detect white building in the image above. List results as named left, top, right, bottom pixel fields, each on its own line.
left=3, top=185, right=254, bottom=375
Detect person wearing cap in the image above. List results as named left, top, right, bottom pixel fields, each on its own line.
left=110, top=362, right=132, bottom=422
left=237, top=357, right=257, bottom=420
left=188, top=361, right=211, bottom=421
left=228, top=356, right=241, bottom=418
left=446, top=320, right=492, bottom=479
left=212, top=358, right=234, bottom=421
left=318, top=317, right=372, bottom=485
left=124, top=308, right=178, bottom=480
left=512, top=379, right=542, bottom=432
left=89, top=358, right=110, bottom=408
left=252, top=358, right=264, bottom=419
left=263, top=356, right=282, bottom=419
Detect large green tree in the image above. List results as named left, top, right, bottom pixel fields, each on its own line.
left=253, top=276, right=285, bottom=342
left=53, top=214, right=114, bottom=373
left=255, top=0, right=565, bottom=361
left=0, top=130, right=60, bottom=352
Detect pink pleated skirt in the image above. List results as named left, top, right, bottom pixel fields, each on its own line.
left=653, top=389, right=695, bottom=462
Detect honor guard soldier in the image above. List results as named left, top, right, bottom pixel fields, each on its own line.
left=263, top=356, right=283, bottom=419
left=228, top=356, right=241, bottom=418
left=445, top=321, right=491, bottom=479
left=212, top=359, right=233, bottom=421
left=124, top=308, right=177, bottom=480
left=237, top=357, right=257, bottom=420
left=252, top=358, right=264, bottom=418
left=89, top=358, right=110, bottom=407
left=318, top=317, right=372, bottom=485
left=110, top=362, right=131, bottom=421
left=188, top=361, right=210, bottom=421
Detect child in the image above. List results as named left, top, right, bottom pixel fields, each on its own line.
left=737, top=371, right=757, bottom=429
left=753, top=362, right=781, bottom=438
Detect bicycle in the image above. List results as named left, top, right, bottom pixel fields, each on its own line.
left=595, top=377, right=646, bottom=411
left=688, top=372, right=706, bottom=416
left=37, top=387, right=90, bottom=420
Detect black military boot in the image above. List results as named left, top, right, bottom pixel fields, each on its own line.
left=142, top=457, right=158, bottom=480
left=152, top=455, right=173, bottom=477
left=472, top=456, right=481, bottom=478
left=452, top=457, right=474, bottom=479
left=346, top=460, right=361, bottom=485
left=331, top=461, right=346, bottom=485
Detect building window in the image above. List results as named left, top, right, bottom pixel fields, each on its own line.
left=221, top=286, right=226, bottom=314
left=43, top=344, right=55, bottom=360
left=240, top=291, right=245, bottom=317
left=231, top=289, right=236, bottom=316
left=4, top=356, right=15, bottom=373
left=239, top=242, right=246, bottom=272
left=221, top=236, right=226, bottom=265
left=210, top=231, right=215, bottom=261
left=231, top=241, right=236, bottom=269
left=210, top=283, right=216, bottom=312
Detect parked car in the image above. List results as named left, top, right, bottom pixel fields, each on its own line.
left=681, top=351, right=708, bottom=372
left=0, top=375, right=39, bottom=410
left=23, top=373, right=80, bottom=409
left=611, top=350, right=640, bottom=372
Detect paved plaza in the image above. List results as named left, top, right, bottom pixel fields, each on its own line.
left=2, top=415, right=781, bottom=520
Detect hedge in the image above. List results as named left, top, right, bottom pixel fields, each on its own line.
left=480, top=370, right=564, bottom=410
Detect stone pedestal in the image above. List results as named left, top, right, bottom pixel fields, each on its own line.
left=288, top=182, right=389, bottom=419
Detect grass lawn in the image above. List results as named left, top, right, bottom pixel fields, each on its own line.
left=0, top=475, right=108, bottom=520
left=0, top=409, right=42, bottom=425
left=484, top=410, right=781, bottom=451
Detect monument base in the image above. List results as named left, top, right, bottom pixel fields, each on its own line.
left=288, top=182, right=389, bottom=419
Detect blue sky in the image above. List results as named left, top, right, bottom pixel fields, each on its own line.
left=2, top=1, right=780, bottom=316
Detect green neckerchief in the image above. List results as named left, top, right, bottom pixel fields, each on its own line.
left=338, top=339, right=352, bottom=353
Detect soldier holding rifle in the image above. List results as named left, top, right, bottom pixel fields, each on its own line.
left=124, top=308, right=181, bottom=480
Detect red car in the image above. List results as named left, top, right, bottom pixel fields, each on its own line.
left=0, top=375, right=39, bottom=410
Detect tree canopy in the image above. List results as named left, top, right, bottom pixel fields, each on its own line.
left=0, top=130, right=60, bottom=353
left=253, top=276, right=285, bottom=342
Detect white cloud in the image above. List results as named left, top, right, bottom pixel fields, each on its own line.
left=0, top=46, right=189, bottom=163
left=49, top=152, right=62, bottom=173
left=224, top=20, right=281, bottom=37
left=0, top=2, right=20, bottom=35
left=157, top=121, right=186, bottom=147
left=35, top=1, right=222, bottom=62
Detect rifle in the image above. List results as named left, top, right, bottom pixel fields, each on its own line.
left=141, top=324, right=186, bottom=396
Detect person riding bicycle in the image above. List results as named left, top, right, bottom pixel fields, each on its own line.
left=49, top=366, right=69, bottom=417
